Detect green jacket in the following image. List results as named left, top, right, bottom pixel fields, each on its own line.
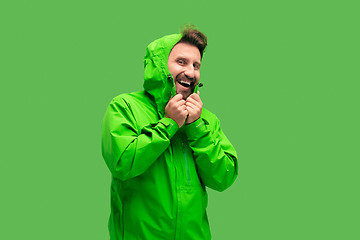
left=102, top=34, right=238, bottom=239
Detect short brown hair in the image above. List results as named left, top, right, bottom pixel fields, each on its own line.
left=178, top=25, right=207, bottom=58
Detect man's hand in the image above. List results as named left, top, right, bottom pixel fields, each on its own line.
left=185, top=91, right=203, bottom=124
left=165, top=94, right=188, bottom=128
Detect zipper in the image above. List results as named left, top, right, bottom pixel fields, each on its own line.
left=182, top=141, right=191, bottom=182
left=172, top=140, right=179, bottom=239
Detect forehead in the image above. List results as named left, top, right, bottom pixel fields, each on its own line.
left=169, top=43, right=201, bottom=62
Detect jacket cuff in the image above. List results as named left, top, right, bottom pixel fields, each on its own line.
left=159, top=118, right=179, bottom=139
left=184, top=117, right=207, bottom=140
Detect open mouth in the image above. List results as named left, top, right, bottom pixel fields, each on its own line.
left=177, top=80, right=194, bottom=88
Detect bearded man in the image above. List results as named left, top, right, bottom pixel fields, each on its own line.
left=102, top=26, right=238, bottom=240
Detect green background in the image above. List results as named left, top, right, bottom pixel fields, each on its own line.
left=1, top=0, right=359, bottom=239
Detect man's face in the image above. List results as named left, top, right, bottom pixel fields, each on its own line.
left=167, top=42, right=201, bottom=100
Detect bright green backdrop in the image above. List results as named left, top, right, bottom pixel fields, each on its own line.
left=1, top=0, right=359, bottom=239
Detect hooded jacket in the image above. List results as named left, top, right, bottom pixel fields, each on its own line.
left=102, top=34, right=238, bottom=240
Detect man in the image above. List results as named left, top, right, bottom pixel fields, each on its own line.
left=102, top=27, right=238, bottom=239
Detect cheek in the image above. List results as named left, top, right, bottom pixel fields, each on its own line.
left=167, top=62, right=174, bottom=74
left=168, top=64, right=181, bottom=77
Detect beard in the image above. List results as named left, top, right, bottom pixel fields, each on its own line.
left=175, top=73, right=196, bottom=100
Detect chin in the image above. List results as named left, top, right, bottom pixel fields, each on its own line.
left=181, top=92, right=191, bottom=100
left=176, top=90, right=189, bottom=100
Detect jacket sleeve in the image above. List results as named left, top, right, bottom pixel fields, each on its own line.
left=184, top=116, right=238, bottom=192
left=101, top=97, right=179, bottom=181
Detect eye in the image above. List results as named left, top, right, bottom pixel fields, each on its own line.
left=194, top=63, right=200, bottom=70
left=177, top=59, right=185, bottom=65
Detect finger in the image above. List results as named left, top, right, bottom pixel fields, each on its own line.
left=186, top=97, right=197, bottom=104
left=185, top=106, right=195, bottom=116
left=189, top=93, right=201, bottom=102
left=197, top=91, right=200, bottom=95
left=185, top=102, right=197, bottom=112
left=179, top=104, right=187, bottom=111
left=186, top=97, right=202, bottom=108
left=173, top=94, right=183, bottom=101
left=175, top=100, right=186, bottom=108
left=186, top=108, right=195, bottom=117
left=185, top=101, right=198, bottom=110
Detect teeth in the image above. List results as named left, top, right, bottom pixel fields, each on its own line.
left=179, top=81, right=190, bottom=87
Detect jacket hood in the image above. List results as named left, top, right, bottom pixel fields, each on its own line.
left=143, top=34, right=181, bottom=118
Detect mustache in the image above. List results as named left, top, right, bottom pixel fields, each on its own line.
left=175, top=73, right=196, bottom=83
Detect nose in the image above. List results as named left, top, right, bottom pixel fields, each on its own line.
left=184, top=65, right=195, bottom=80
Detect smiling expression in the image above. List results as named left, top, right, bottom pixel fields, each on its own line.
left=167, top=42, right=201, bottom=99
